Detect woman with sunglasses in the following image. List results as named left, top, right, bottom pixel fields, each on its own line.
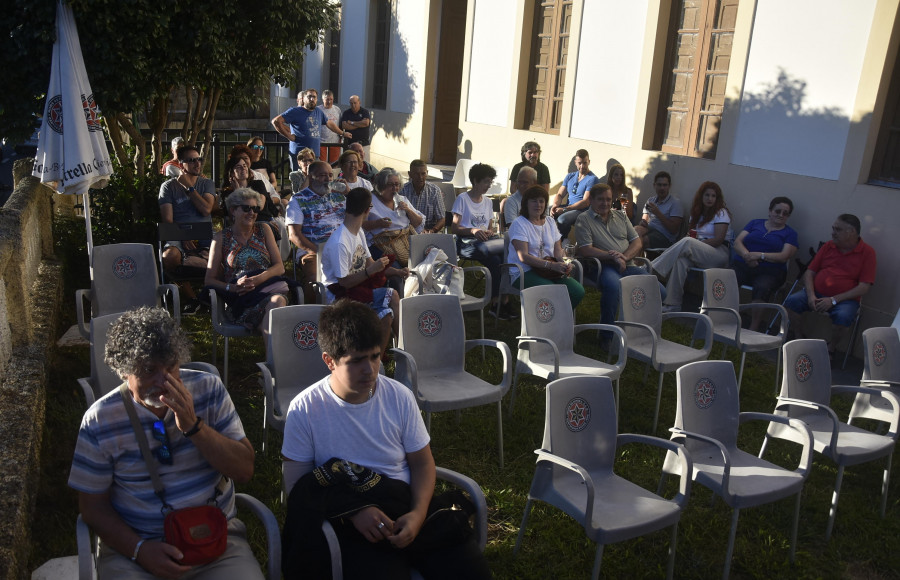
left=733, top=196, right=798, bottom=331
left=247, top=136, right=278, bottom=190
left=205, top=188, right=288, bottom=342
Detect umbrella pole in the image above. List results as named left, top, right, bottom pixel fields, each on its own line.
left=83, top=191, right=94, bottom=279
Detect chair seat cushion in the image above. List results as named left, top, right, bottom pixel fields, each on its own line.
left=519, top=352, right=622, bottom=381
left=690, top=447, right=806, bottom=509
left=713, top=325, right=782, bottom=351
left=628, top=338, right=708, bottom=371
left=415, top=372, right=505, bottom=412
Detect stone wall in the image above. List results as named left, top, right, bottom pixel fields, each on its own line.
left=0, top=161, right=66, bottom=580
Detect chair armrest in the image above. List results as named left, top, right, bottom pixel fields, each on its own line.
left=632, top=256, right=652, bottom=272
left=832, top=385, right=900, bottom=437
left=670, top=427, right=733, bottom=498
left=320, top=520, right=344, bottom=579
left=158, top=283, right=181, bottom=325
left=465, top=339, right=513, bottom=393
left=861, top=379, right=900, bottom=389
left=617, top=433, right=693, bottom=507
left=76, top=514, right=96, bottom=580
left=408, top=271, right=425, bottom=296
left=569, top=258, right=583, bottom=285
left=534, top=449, right=596, bottom=523
left=435, top=467, right=488, bottom=552
left=310, top=281, right=327, bottom=304
left=772, top=396, right=840, bottom=455
left=75, top=288, right=92, bottom=340
left=700, top=305, right=742, bottom=339
left=577, top=257, right=602, bottom=286
left=616, top=321, right=660, bottom=362
left=498, top=262, right=525, bottom=291
left=737, top=302, right=789, bottom=337
left=662, top=312, right=713, bottom=356
left=463, top=265, right=493, bottom=296
left=516, top=335, right=560, bottom=377
left=256, top=361, right=280, bottom=424
left=235, top=493, right=281, bottom=580
left=77, top=377, right=96, bottom=409
left=739, top=411, right=814, bottom=477
left=391, top=348, right=421, bottom=400
left=574, top=324, right=627, bottom=369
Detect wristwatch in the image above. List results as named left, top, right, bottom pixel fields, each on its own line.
left=760, top=253, right=766, bottom=262
left=831, top=297, right=837, bottom=306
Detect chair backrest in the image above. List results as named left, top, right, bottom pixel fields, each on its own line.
left=88, top=312, right=127, bottom=400
left=488, top=167, right=509, bottom=195
left=544, top=376, right=618, bottom=473
left=892, top=310, right=900, bottom=332
left=675, top=360, right=740, bottom=450
left=862, top=327, right=900, bottom=383
left=618, top=274, right=663, bottom=338
left=520, top=285, right=575, bottom=356
left=701, top=268, right=740, bottom=327
left=158, top=221, right=214, bottom=243
left=267, top=305, right=331, bottom=411
left=448, top=159, right=478, bottom=188
left=780, top=339, right=832, bottom=408
left=398, top=294, right=466, bottom=371
left=409, top=233, right=458, bottom=268
left=90, top=244, right=162, bottom=316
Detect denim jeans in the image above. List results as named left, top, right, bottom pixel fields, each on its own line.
left=456, top=236, right=504, bottom=297
left=590, top=264, right=667, bottom=324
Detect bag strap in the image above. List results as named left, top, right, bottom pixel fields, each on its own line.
left=119, top=384, right=173, bottom=512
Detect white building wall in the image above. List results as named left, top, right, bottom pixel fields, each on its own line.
left=731, top=0, right=877, bottom=179
left=389, top=0, right=425, bottom=115
left=570, top=0, right=649, bottom=146
left=340, top=0, right=369, bottom=104
left=466, top=0, right=517, bottom=126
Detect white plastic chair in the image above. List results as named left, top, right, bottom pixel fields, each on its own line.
left=392, top=294, right=512, bottom=467
left=617, top=274, right=713, bottom=432
left=512, top=285, right=627, bottom=412
left=77, top=493, right=281, bottom=580
left=700, top=268, right=788, bottom=391
left=319, top=467, right=488, bottom=580
left=409, top=233, right=491, bottom=346
left=515, top=376, right=692, bottom=580
left=209, top=289, right=256, bottom=389
left=661, top=360, right=814, bottom=580
left=850, top=326, right=900, bottom=425
left=487, top=166, right=509, bottom=195
left=445, top=158, right=478, bottom=190
left=760, top=339, right=898, bottom=540
left=256, top=304, right=331, bottom=452
left=75, top=243, right=180, bottom=339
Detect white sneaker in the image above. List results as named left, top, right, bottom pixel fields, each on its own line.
left=660, top=303, right=682, bottom=313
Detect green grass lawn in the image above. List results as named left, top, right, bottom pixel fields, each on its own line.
left=34, top=225, right=900, bottom=579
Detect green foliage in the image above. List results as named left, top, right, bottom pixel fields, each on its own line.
left=87, top=154, right=165, bottom=246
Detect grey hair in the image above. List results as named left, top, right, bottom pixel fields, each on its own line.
left=104, top=306, right=191, bottom=379
left=170, top=136, right=184, bottom=150
left=517, top=165, right=538, bottom=182
left=225, top=187, right=264, bottom=211
left=373, top=167, right=401, bottom=192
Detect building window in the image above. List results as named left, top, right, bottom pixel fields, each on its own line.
left=371, top=0, right=391, bottom=110
left=326, top=28, right=341, bottom=99
left=523, top=0, right=573, bottom=135
left=657, top=0, right=738, bottom=158
left=869, top=43, right=900, bottom=187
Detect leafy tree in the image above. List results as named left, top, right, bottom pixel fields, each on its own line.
left=1, top=0, right=337, bottom=185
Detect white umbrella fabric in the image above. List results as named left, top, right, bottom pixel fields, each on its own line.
left=32, top=0, right=113, bottom=260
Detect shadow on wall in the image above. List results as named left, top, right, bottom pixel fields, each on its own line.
left=375, top=15, right=418, bottom=143
left=457, top=129, right=472, bottom=160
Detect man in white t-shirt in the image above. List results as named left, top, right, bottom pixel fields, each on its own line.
left=317, top=89, right=342, bottom=162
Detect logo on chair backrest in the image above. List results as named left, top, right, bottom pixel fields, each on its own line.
left=292, top=321, right=319, bottom=350
left=536, top=298, right=554, bottom=323
left=693, top=377, right=717, bottom=409
left=873, top=341, right=887, bottom=366
left=630, top=287, right=646, bottom=310
left=565, top=397, right=591, bottom=432
left=712, top=279, right=726, bottom=301
left=112, top=255, right=137, bottom=280
left=794, top=354, right=813, bottom=382
left=417, top=310, right=442, bottom=337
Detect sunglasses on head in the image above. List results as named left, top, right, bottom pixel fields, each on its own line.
left=251, top=144, right=265, bottom=150
left=152, top=420, right=173, bottom=465
left=237, top=205, right=261, bottom=214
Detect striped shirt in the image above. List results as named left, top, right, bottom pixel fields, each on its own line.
left=68, top=370, right=247, bottom=539
left=400, top=181, right=445, bottom=231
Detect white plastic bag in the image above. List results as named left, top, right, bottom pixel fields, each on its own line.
left=404, top=247, right=465, bottom=298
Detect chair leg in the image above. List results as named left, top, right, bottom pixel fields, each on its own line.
left=425, top=411, right=432, bottom=433
left=720, top=342, right=728, bottom=360
left=223, top=336, right=230, bottom=389
left=826, top=465, right=845, bottom=541
left=212, top=333, right=218, bottom=367
left=758, top=435, right=770, bottom=459
left=666, top=523, right=679, bottom=580
left=722, top=507, right=740, bottom=580
left=479, top=309, right=486, bottom=359
left=774, top=347, right=782, bottom=394
left=614, top=377, right=620, bottom=420
left=591, top=543, right=605, bottom=580
left=509, top=372, right=519, bottom=415
left=737, top=352, right=747, bottom=392
left=881, top=453, right=893, bottom=518
left=497, top=401, right=504, bottom=469
left=642, top=363, right=650, bottom=385
left=652, top=371, right=665, bottom=433
left=790, top=491, right=802, bottom=563
left=513, top=499, right=534, bottom=555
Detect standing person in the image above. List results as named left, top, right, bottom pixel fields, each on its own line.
left=160, top=136, right=184, bottom=178
left=507, top=186, right=584, bottom=308
left=634, top=171, right=684, bottom=250
left=733, top=197, right=799, bottom=331
left=159, top=145, right=217, bottom=313
left=340, top=95, right=372, bottom=162
left=576, top=183, right=664, bottom=326
left=783, top=213, right=875, bottom=355
left=400, top=159, right=446, bottom=233
left=651, top=181, right=734, bottom=312
left=272, top=89, right=351, bottom=171
left=451, top=163, right=509, bottom=318
left=247, top=136, right=278, bottom=190
left=606, top=163, right=636, bottom=224
left=509, top=141, right=551, bottom=194
left=550, top=149, right=599, bottom=239
left=68, top=306, right=261, bottom=579
left=317, top=89, right=343, bottom=163
left=280, top=299, right=491, bottom=580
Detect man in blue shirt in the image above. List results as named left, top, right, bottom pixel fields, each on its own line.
left=272, top=89, right=350, bottom=170
left=549, top=149, right=599, bottom=239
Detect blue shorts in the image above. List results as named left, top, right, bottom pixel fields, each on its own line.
left=370, top=287, right=394, bottom=319
left=783, top=290, right=859, bottom=327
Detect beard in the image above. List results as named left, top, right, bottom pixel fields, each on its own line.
left=309, top=180, right=330, bottom=195
left=141, top=387, right=167, bottom=409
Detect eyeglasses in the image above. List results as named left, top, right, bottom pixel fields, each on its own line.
left=386, top=182, right=401, bottom=188
left=152, top=420, right=173, bottom=465
left=771, top=209, right=791, bottom=216
left=237, top=205, right=261, bottom=213
left=251, top=144, right=265, bottom=150
left=183, top=157, right=203, bottom=164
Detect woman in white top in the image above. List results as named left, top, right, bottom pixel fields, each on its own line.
left=651, top=181, right=734, bottom=311
left=450, top=163, right=507, bottom=316
left=507, top=186, right=585, bottom=309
